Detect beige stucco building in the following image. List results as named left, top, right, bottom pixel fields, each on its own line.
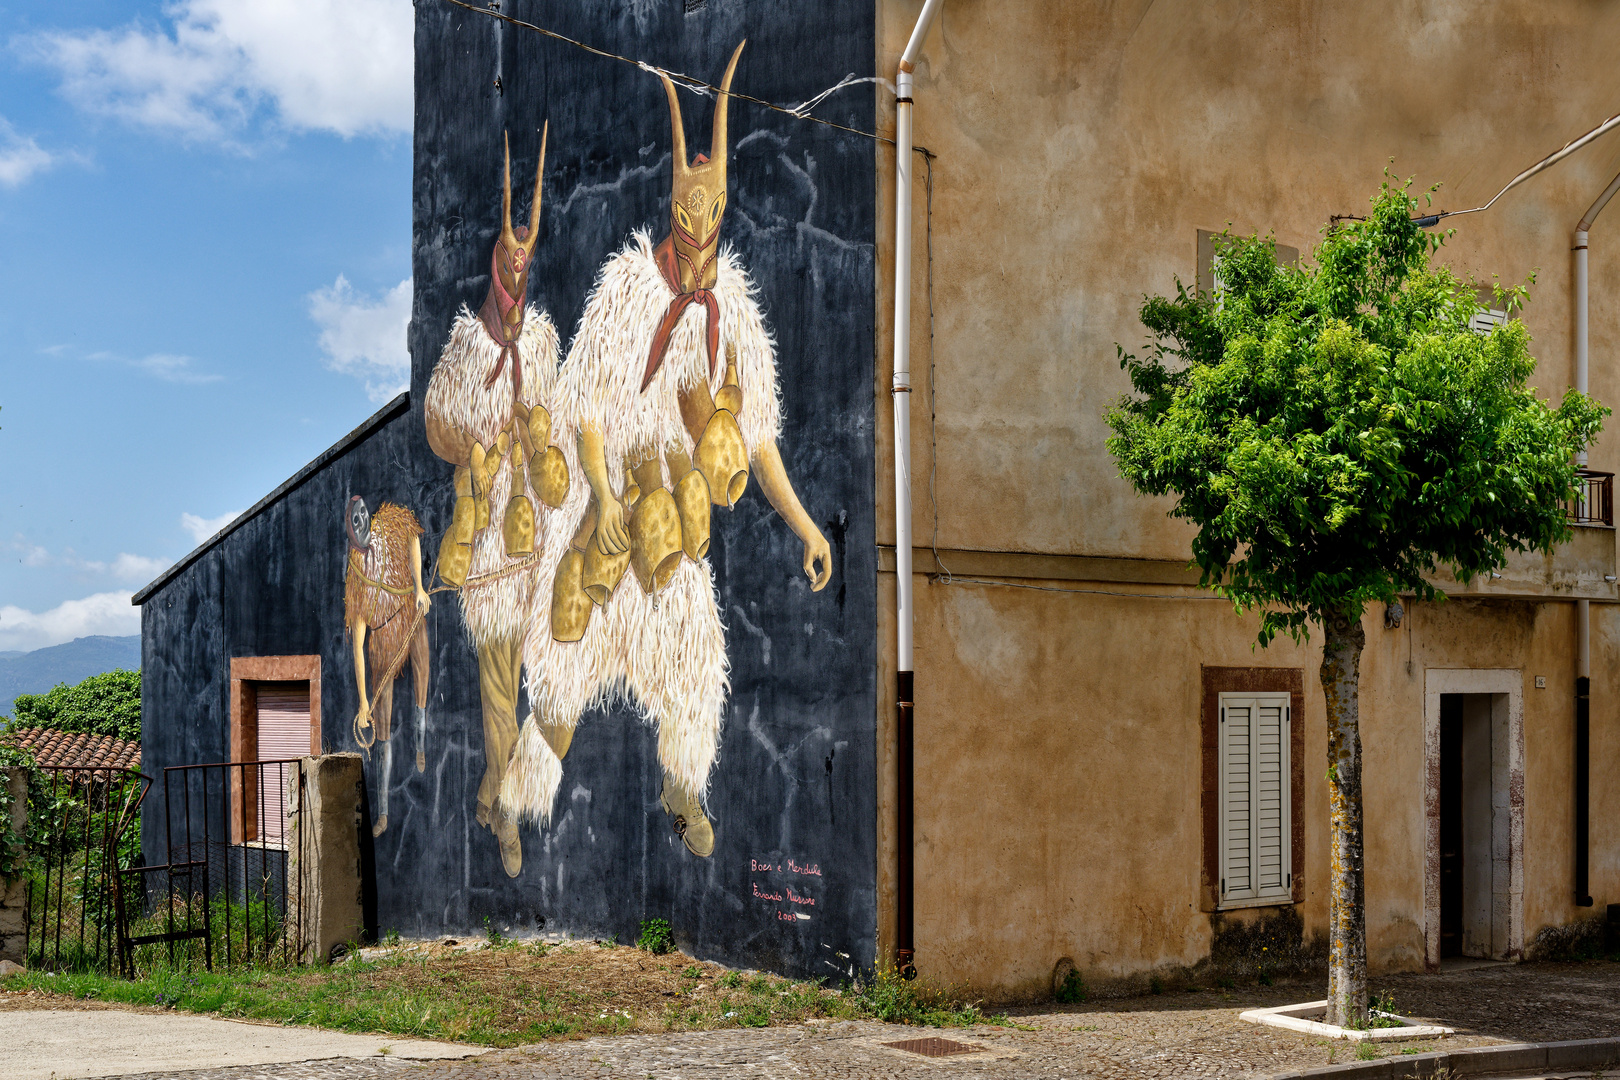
left=872, top=0, right=1620, bottom=998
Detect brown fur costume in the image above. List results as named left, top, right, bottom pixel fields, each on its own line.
left=345, top=503, right=428, bottom=739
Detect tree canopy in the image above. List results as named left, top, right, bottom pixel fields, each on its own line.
left=7, top=669, right=141, bottom=742
left=1106, top=179, right=1607, bottom=643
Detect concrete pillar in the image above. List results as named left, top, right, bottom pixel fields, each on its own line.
left=1, top=767, right=26, bottom=967
left=286, top=754, right=365, bottom=965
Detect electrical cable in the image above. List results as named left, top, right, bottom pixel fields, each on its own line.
left=1416, top=106, right=1620, bottom=227
left=437, top=0, right=911, bottom=148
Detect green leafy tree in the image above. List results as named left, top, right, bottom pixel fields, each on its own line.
left=1106, top=179, right=1605, bottom=1026
left=9, top=669, right=141, bottom=742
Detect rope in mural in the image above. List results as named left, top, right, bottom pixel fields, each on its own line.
left=435, top=0, right=926, bottom=151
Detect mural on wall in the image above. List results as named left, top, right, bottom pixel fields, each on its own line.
left=343, top=495, right=432, bottom=837
left=498, top=41, right=834, bottom=861
left=423, top=123, right=571, bottom=877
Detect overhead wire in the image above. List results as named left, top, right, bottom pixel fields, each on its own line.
left=1420, top=106, right=1620, bottom=225
left=436, top=0, right=909, bottom=148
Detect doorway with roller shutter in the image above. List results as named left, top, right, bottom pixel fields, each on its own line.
left=1424, top=670, right=1524, bottom=967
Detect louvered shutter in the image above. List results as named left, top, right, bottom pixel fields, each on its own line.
left=1218, top=693, right=1292, bottom=906
left=255, top=686, right=310, bottom=845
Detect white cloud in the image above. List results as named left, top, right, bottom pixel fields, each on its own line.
left=0, top=591, right=140, bottom=652
left=107, top=553, right=173, bottom=581
left=0, top=116, right=54, bottom=187
left=84, top=349, right=222, bottom=383
left=181, top=509, right=243, bottom=545
left=310, top=275, right=411, bottom=402
left=135, top=353, right=223, bottom=384
left=23, top=0, right=413, bottom=141
left=8, top=536, right=171, bottom=583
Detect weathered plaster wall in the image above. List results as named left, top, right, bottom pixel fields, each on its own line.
left=890, top=583, right=1618, bottom=998
left=872, top=0, right=1620, bottom=994
left=874, top=0, right=1620, bottom=561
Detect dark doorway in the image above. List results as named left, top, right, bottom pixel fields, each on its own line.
left=1437, top=691, right=1508, bottom=960
left=1439, top=694, right=1464, bottom=958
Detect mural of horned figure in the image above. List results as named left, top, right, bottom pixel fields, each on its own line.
left=504, top=42, right=832, bottom=857
left=424, top=122, right=570, bottom=877
left=343, top=495, right=432, bottom=838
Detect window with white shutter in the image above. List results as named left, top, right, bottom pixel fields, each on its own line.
left=1218, top=692, right=1292, bottom=908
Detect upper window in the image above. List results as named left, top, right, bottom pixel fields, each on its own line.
left=1469, top=308, right=1508, bottom=335
left=1218, top=691, right=1293, bottom=908
left=1197, top=229, right=1299, bottom=298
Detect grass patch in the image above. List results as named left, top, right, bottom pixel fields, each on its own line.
left=0, top=942, right=1000, bottom=1046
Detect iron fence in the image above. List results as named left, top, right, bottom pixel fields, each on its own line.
left=22, top=765, right=149, bottom=974
left=1570, top=469, right=1614, bottom=527
left=121, top=759, right=309, bottom=973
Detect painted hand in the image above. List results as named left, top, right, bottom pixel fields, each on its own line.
left=357, top=703, right=373, bottom=732
left=802, top=529, right=832, bottom=592
left=415, top=588, right=431, bottom=615
left=596, top=497, right=631, bottom=555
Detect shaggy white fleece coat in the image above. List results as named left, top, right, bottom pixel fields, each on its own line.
left=424, top=304, right=560, bottom=647
left=500, top=233, right=782, bottom=826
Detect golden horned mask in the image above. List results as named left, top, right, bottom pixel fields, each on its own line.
left=480, top=122, right=548, bottom=347
left=661, top=41, right=745, bottom=294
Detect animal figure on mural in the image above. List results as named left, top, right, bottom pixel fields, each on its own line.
left=424, top=122, right=570, bottom=877
left=502, top=41, right=832, bottom=858
left=343, top=495, right=432, bottom=838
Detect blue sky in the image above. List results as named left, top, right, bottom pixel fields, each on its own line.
left=0, top=0, right=415, bottom=650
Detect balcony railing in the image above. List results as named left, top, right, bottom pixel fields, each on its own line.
left=1569, top=469, right=1614, bottom=528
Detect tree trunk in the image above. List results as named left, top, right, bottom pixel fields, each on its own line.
left=1320, top=610, right=1367, bottom=1029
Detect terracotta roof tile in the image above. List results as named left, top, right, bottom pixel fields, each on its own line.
left=1, top=727, right=141, bottom=774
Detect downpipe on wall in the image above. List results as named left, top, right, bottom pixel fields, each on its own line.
left=891, top=0, right=943, bottom=983
left=1573, top=169, right=1619, bottom=908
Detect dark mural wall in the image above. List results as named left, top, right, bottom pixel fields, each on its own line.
left=141, top=0, right=877, bottom=979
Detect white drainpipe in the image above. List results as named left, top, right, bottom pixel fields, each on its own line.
left=1573, top=168, right=1620, bottom=908
left=1575, top=172, right=1620, bottom=685
left=891, top=0, right=943, bottom=980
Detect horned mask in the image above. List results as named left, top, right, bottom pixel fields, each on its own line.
left=478, top=123, right=549, bottom=360
left=661, top=41, right=745, bottom=294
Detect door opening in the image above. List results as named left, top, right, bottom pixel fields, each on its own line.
left=1438, top=694, right=1463, bottom=958
left=1437, top=691, right=1510, bottom=960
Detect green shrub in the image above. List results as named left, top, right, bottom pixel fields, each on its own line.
left=1055, top=969, right=1088, bottom=1004
left=636, top=918, right=674, bottom=955
left=10, top=670, right=141, bottom=741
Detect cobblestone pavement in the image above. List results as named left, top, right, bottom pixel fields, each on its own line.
left=60, top=961, right=1620, bottom=1079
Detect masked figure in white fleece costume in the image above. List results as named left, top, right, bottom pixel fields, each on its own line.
left=501, top=42, right=832, bottom=857
left=424, top=124, right=570, bottom=878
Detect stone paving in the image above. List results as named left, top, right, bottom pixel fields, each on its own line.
left=52, top=961, right=1620, bottom=1079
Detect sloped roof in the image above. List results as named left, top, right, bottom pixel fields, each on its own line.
left=3, top=727, right=141, bottom=773
left=132, top=391, right=409, bottom=605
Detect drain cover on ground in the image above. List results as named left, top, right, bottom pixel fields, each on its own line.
left=882, top=1037, right=979, bottom=1057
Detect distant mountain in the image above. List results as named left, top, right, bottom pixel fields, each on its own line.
left=0, top=635, right=141, bottom=718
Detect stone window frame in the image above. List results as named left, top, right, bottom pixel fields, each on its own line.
left=1201, top=666, right=1305, bottom=912
left=229, top=655, right=321, bottom=844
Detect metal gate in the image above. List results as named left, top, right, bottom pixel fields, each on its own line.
left=121, top=759, right=310, bottom=972
left=22, top=765, right=149, bottom=974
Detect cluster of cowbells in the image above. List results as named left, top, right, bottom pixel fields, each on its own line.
left=436, top=401, right=571, bottom=587
left=550, top=359, right=748, bottom=642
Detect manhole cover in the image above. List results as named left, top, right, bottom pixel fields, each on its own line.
left=882, top=1037, right=979, bottom=1058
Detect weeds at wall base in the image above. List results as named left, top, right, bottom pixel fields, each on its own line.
left=0, top=945, right=1003, bottom=1046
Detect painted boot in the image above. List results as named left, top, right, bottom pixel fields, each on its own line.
left=659, top=773, right=714, bottom=857
left=415, top=704, right=428, bottom=773
left=373, top=738, right=392, bottom=838
left=489, top=797, right=522, bottom=877
left=540, top=718, right=574, bottom=760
